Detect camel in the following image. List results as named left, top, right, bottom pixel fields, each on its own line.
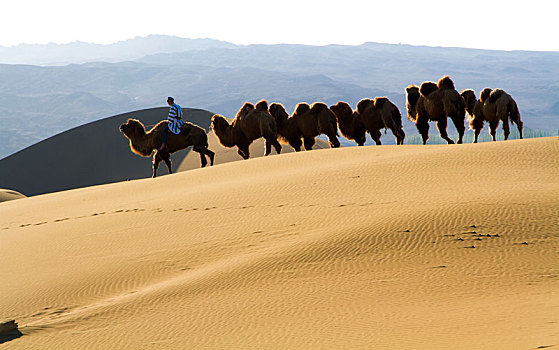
left=119, top=118, right=214, bottom=178
left=355, top=97, right=405, bottom=145
left=268, top=102, right=340, bottom=151
left=461, top=88, right=523, bottom=143
left=211, top=100, right=282, bottom=159
left=406, top=76, right=466, bottom=144
left=329, top=101, right=367, bottom=146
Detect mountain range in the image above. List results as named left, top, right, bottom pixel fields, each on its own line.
left=1, top=35, right=558, bottom=159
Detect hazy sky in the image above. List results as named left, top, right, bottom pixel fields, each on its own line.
left=0, top=0, right=557, bottom=51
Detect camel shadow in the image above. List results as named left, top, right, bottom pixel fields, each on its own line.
left=0, top=329, right=23, bottom=344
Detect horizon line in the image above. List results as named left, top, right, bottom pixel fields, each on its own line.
left=1, top=35, right=558, bottom=54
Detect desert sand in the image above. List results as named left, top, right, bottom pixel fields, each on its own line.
left=1, top=137, right=557, bottom=349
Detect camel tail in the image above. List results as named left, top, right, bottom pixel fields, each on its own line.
left=508, top=98, right=522, bottom=126
left=392, top=105, right=403, bottom=129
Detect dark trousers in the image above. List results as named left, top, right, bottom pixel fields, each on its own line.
left=161, top=125, right=169, bottom=143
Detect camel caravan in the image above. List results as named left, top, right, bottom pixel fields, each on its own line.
left=120, top=75, right=524, bottom=177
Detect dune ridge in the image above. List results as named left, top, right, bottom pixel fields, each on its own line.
left=1, top=137, right=557, bottom=349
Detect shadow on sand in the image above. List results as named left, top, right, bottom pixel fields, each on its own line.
left=0, top=329, right=23, bottom=344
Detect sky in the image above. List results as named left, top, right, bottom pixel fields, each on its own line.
left=0, top=0, right=558, bottom=51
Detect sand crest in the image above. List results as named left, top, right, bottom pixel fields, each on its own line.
left=0, top=189, right=26, bottom=203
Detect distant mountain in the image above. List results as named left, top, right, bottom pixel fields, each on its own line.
left=0, top=62, right=389, bottom=159
left=0, top=36, right=558, bottom=159
left=0, top=35, right=237, bottom=65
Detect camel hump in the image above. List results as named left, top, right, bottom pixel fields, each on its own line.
left=437, top=76, right=455, bottom=90
left=374, top=97, right=389, bottom=108
left=479, top=88, right=493, bottom=103
left=460, top=89, right=475, bottom=98
left=269, top=102, right=286, bottom=114
left=310, top=102, right=328, bottom=114
left=241, top=101, right=254, bottom=110
left=294, top=103, right=310, bottom=116
left=419, top=81, right=438, bottom=97
left=356, top=99, right=374, bottom=114
left=488, top=89, right=506, bottom=104
left=255, top=99, right=269, bottom=111
left=236, top=102, right=255, bottom=119
left=333, top=101, right=351, bottom=109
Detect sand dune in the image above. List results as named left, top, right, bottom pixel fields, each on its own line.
left=0, top=189, right=26, bottom=203
left=0, top=107, right=213, bottom=196
left=1, top=137, right=557, bottom=349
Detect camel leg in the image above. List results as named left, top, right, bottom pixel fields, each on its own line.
left=289, top=138, right=302, bottom=152
left=265, top=139, right=272, bottom=156
left=273, top=139, right=282, bottom=154
left=193, top=146, right=208, bottom=167
left=473, top=128, right=481, bottom=143
left=436, top=118, right=455, bottom=144
left=152, top=152, right=162, bottom=178
left=390, top=127, right=405, bottom=145
left=396, top=129, right=405, bottom=145
left=206, top=148, right=215, bottom=165
left=471, top=116, right=484, bottom=143
left=416, top=114, right=429, bottom=145
left=450, top=115, right=465, bottom=144
left=303, top=137, right=315, bottom=151
left=502, top=118, right=511, bottom=141
left=370, top=130, right=382, bottom=145
left=489, top=120, right=499, bottom=141
left=326, top=132, right=340, bottom=148
left=517, top=120, right=524, bottom=139
left=356, top=130, right=366, bottom=146
left=163, top=153, right=172, bottom=174
left=237, top=145, right=250, bottom=159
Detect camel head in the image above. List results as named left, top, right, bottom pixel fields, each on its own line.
left=406, top=85, right=419, bottom=97
left=479, top=88, right=493, bottom=103
left=119, top=118, right=146, bottom=140
left=211, top=114, right=229, bottom=129
left=330, top=101, right=355, bottom=122
left=460, top=89, right=477, bottom=113
left=269, top=103, right=289, bottom=123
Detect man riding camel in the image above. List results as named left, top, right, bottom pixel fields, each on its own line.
left=159, top=96, right=184, bottom=151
